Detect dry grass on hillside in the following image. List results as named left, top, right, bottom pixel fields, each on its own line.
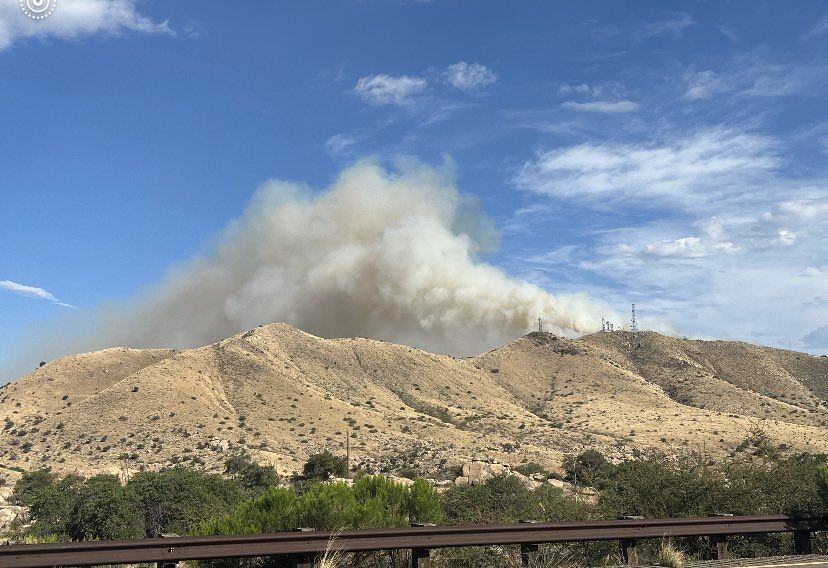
left=1, top=324, right=826, bottom=479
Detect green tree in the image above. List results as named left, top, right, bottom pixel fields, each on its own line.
left=302, top=450, right=347, bottom=481
left=562, top=449, right=612, bottom=488
left=127, top=467, right=247, bottom=536
left=441, top=474, right=537, bottom=524
left=406, top=478, right=443, bottom=524
left=817, top=465, right=828, bottom=507
left=10, top=470, right=83, bottom=538
left=297, top=481, right=358, bottom=530
left=224, top=452, right=279, bottom=496
left=195, top=475, right=442, bottom=536
left=67, top=475, right=143, bottom=540
left=195, top=486, right=300, bottom=535
left=598, top=452, right=721, bottom=518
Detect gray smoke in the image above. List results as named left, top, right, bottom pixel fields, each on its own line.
left=6, top=159, right=615, bottom=379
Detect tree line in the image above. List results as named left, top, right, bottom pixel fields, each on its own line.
left=6, top=441, right=828, bottom=566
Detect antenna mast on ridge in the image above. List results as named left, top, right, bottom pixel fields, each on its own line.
left=538, top=317, right=543, bottom=333
left=631, top=304, right=638, bottom=332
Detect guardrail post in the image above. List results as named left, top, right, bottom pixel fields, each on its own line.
left=711, top=535, right=728, bottom=560
left=619, top=539, right=638, bottom=566
left=793, top=529, right=812, bottom=555
left=156, top=532, right=180, bottom=568
left=411, top=523, right=435, bottom=568
left=618, top=516, right=642, bottom=566
left=518, top=520, right=540, bottom=567
left=712, top=513, right=732, bottom=560
left=289, top=527, right=317, bottom=568
left=411, top=547, right=430, bottom=568
left=520, top=544, right=539, bottom=567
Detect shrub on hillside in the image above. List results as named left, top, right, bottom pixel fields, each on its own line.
left=224, top=451, right=280, bottom=496
left=441, top=474, right=587, bottom=525
left=514, top=462, right=547, bottom=477
left=302, top=450, right=347, bottom=481
left=562, top=449, right=612, bottom=488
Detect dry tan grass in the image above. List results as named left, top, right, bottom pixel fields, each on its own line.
left=655, top=539, right=685, bottom=568
left=313, top=536, right=343, bottom=568
left=0, top=324, right=826, bottom=478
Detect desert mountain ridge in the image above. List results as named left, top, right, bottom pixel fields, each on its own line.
left=1, top=323, right=827, bottom=483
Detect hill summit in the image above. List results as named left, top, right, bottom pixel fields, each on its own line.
left=1, top=324, right=827, bottom=480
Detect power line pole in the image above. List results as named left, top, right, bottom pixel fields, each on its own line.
left=346, top=428, right=351, bottom=478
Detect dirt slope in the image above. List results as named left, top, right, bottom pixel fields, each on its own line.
left=1, top=325, right=826, bottom=479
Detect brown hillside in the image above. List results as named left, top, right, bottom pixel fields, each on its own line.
left=1, top=325, right=826, bottom=480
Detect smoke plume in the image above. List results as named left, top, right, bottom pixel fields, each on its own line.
left=7, top=159, right=613, bottom=378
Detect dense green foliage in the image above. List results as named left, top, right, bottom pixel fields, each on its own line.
left=224, top=451, right=280, bottom=495
left=302, top=450, right=348, bottom=481
left=9, top=440, right=828, bottom=565
left=562, top=449, right=612, bottom=487
left=595, top=451, right=828, bottom=517
left=8, top=454, right=271, bottom=539
left=195, top=474, right=442, bottom=535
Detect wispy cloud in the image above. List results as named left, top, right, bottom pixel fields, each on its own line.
left=634, top=12, right=695, bottom=42
left=586, top=12, right=695, bottom=44
left=0, top=0, right=172, bottom=51
left=0, top=280, right=75, bottom=308
left=514, top=128, right=778, bottom=206
left=514, top=123, right=828, bottom=351
left=325, top=133, right=357, bottom=158
left=443, top=61, right=497, bottom=91
left=804, top=12, right=828, bottom=40
left=682, top=58, right=826, bottom=100
left=560, top=100, right=639, bottom=113
left=353, top=74, right=427, bottom=106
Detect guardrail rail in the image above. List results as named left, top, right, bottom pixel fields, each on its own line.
left=1, top=513, right=826, bottom=568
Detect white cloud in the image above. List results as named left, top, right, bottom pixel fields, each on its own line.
left=0, top=280, right=75, bottom=308
left=682, top=60, right=825, bottom=100
left=325, top=133, right=357, bottom=158
left=638, top=236, right=738, bottom=259
left=514, top=124, right=828, bottom=351
left=443, top=61, right=497, bottom=91
left=558, top=83, right=592, bottom=96
left=515, top=129, right=778, bottom=205
left=0, top=0, right=171, bottom=50
left=560, top=100, right=639, bottom=113
left=634, top=12, right=695, bottom=41
left=683, top=70, right=722, bottom=100
left=585, top=13, right=695, bottom=44
left=353, top=74, right=427, bottom=106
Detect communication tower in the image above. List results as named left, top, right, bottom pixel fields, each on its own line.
left=631, top=304, right=638, bottom=332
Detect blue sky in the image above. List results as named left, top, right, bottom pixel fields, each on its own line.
left=2, top=1, right=828, bottom=378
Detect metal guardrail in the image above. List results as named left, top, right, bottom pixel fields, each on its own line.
left=1, top=513, right=826, bottom=568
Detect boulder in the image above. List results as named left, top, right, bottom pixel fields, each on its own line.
left=209, top=438, right=230, bottom=452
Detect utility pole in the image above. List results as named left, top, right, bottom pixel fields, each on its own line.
left=346, top=427, right=351, bottom=478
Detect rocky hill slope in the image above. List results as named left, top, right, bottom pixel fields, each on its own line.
left=1, top=324, right=826, bottom=481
